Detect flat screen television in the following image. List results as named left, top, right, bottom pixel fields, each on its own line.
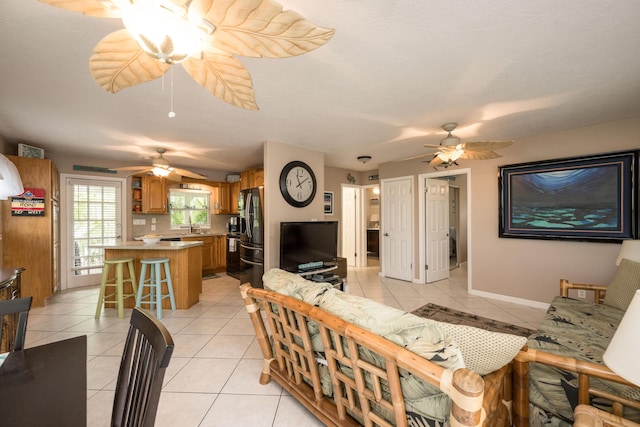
left=280, top=221, right=338, bottom=272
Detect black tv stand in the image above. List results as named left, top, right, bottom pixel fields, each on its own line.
left=296, top=265, right=337, bottom=278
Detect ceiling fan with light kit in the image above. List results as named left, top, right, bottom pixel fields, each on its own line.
left=423, top=122, right=513, bottom=169
left=38, top=0, right=335, bottom=112
left=113, top=148, right=206, bottom=180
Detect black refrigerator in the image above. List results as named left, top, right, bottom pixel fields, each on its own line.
left=239, top=187, right=264, bottom=288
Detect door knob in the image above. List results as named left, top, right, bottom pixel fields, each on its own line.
left=384, top=232, right=389, bottom=236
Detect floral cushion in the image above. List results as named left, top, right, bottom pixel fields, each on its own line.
left=603, top=258, right=640, bottom=311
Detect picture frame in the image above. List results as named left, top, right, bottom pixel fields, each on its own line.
left=499, top=150, right=638, bottom=242
left=18, top=143, right=44, bottom=159
left=324, top=191, right=334, bottom=215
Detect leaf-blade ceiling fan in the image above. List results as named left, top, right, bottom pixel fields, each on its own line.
left=114, top=148, right=207, bottom=181
left=424, top=123, right=513, bottom=169
left=39, top=0, right=335, bottom=110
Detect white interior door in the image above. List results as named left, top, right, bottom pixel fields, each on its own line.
left=425, top=178, right=449, bottom=283
left=341, top=186, right=358, bottom=266
left=381, top=177, right=412, bottom=281
left=63, top=176, right=123, bottom=288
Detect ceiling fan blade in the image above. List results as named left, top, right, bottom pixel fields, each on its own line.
left=165, top=172, right=183, bottom=182
left=463, top=140, right=513, bottom=152
left=90, top=30, right=169, bottom=94
left=181, top=49, right=258, bottom=111
left=112, top=166, right=151, bottom=171
left=170, top=167, right=207, bottom=180
left=38, top=0, right=122, bottom=17
left=194, top=0, right=335, bottom=59
left=423, top=143, right=445, bottom=149
left=429, top=156, right=444, bottom=168
left=459, top=150, right=502, bottom=160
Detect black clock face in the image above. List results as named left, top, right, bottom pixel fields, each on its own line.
left=279, top=161, right=316, bottom=207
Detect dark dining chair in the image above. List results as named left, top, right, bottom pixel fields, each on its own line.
left=0, top=296, right=32, bottom=352
left=112, top=307, right=174, bottom=427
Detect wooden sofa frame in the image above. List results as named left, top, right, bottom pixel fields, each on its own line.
left=512, top=279, right=640, bottom=427
left=240, top=284, right=513, bottom=427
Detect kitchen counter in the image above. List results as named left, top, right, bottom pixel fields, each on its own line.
left=102, top=241, right=203, bottom=309
left=136, top=232, right=227, bottom=239
left=106, top=241, right=203, bottom=250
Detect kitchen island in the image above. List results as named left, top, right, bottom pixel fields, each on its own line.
left=102, top=241, right=203, bottom=309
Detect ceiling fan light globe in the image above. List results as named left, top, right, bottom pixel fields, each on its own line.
left=152, top=167, right=171, bottom=177
left=122, top=2, right=203, bottom=64
left=437, top=149, right=464, bottom=163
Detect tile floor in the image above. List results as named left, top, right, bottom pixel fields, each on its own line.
left=25, top=263, right=547, bottom=426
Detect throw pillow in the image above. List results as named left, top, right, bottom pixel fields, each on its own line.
left=603, top=258, right=640, bottom=311
left=438, top=322, right=527, bottom=376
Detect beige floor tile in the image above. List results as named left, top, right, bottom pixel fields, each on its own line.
left=155, top=392, right=217, bottom=427
left=273, top=396, right=326, bottom=427
left=221, top=359, right=283, bottom=395
left=196, top=334, right=254, bottom=358
left=199, top=394, right=280, bottom=427
left=163, top=357, right=239, bottom=393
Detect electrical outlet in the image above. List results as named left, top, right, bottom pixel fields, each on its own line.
left=133, top=219, right=145, bottom=225
left=578, top=290, right=586, bottom=299
left=151, top=225, right=156, bottom=231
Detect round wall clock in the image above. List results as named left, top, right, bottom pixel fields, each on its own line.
left=279, top=161, right=317, bottom=207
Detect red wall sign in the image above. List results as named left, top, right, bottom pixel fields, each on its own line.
left=11, top=188, right=45, bottom=216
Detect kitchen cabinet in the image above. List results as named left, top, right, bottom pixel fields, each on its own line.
left=229, top=181, right=240, bottom=214
left=212, top=235, right=226, bottom=270
left=1, top=156, right=60, bottom=307
left=215, top=182, right=230, bottom=214
left=181, top=235, right=226, bottom=274
left=367, top=229, right=380, bottom=256
left=240, top=168, right=264, bottom=190
left=141, top=175, right=166, bottom=214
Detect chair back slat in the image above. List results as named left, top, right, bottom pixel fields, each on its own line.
left=112, top=308, right=174, bottom=427
left=0, top=297, right=32, bottom=352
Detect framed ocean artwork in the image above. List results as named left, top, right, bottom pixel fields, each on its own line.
left=499, top=150, right=638, bottom=242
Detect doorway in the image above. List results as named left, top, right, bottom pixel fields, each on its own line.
left=60, top=174, right=126, bottom=289
left=380, top=176, right=413, bottom=281
left=419, top=169, right=470, bottom=285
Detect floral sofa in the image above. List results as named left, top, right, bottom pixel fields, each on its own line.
left=241, top=268, right=528, bottom=427
left=513, top=259, right=640, bottom=427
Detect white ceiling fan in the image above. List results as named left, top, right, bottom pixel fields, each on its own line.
left=423, top=123, right=513, bottom=169
left=114, top=148, right=206, bottom=180
left=38, top=0, right=335, bottom=111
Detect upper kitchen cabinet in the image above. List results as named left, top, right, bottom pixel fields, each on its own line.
left=140, top=175, right=167, bottom=214
left=1, top=156, right=60, bottom=307
left=229, top=181, right=241, bottom=214
left=215, top=182, right=230, bottom=214
left=240, top=168, right=264, bottom=190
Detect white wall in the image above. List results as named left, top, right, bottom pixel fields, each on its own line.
left=380, top=116, right=640, bottom=304
left=264, top=141, right=324, bottom=269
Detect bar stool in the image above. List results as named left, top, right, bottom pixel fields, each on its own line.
left=95, top=258, right=137, bottom=319
left=136, top=258, right=176, bottom=319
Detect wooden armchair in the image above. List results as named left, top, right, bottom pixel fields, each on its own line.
left=513, top=280, right=640, bottom=427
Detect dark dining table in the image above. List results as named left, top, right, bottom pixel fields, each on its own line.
left=0, top=335, right=87, bottom=426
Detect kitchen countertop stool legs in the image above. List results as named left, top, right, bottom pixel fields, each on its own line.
left=136, top=258, right=176, bottom=319
left=95, top=258, right=138, bottom=318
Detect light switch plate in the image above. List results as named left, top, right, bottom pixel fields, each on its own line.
left=152, top=217, right=156, bottom=224
left=133, top=219, right=146, bottom=225
left=578, top=290, right=586, bottom=299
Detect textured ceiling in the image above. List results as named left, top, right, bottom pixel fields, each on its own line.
left=1, top=0, right=640, bottom=174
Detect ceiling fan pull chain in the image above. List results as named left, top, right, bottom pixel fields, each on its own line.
left=168, top=67, right=176, bottom=118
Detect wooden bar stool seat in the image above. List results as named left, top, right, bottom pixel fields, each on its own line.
left=95, top=258, right=137, bottom=319
left=136, top=258, right=176, bottom=319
